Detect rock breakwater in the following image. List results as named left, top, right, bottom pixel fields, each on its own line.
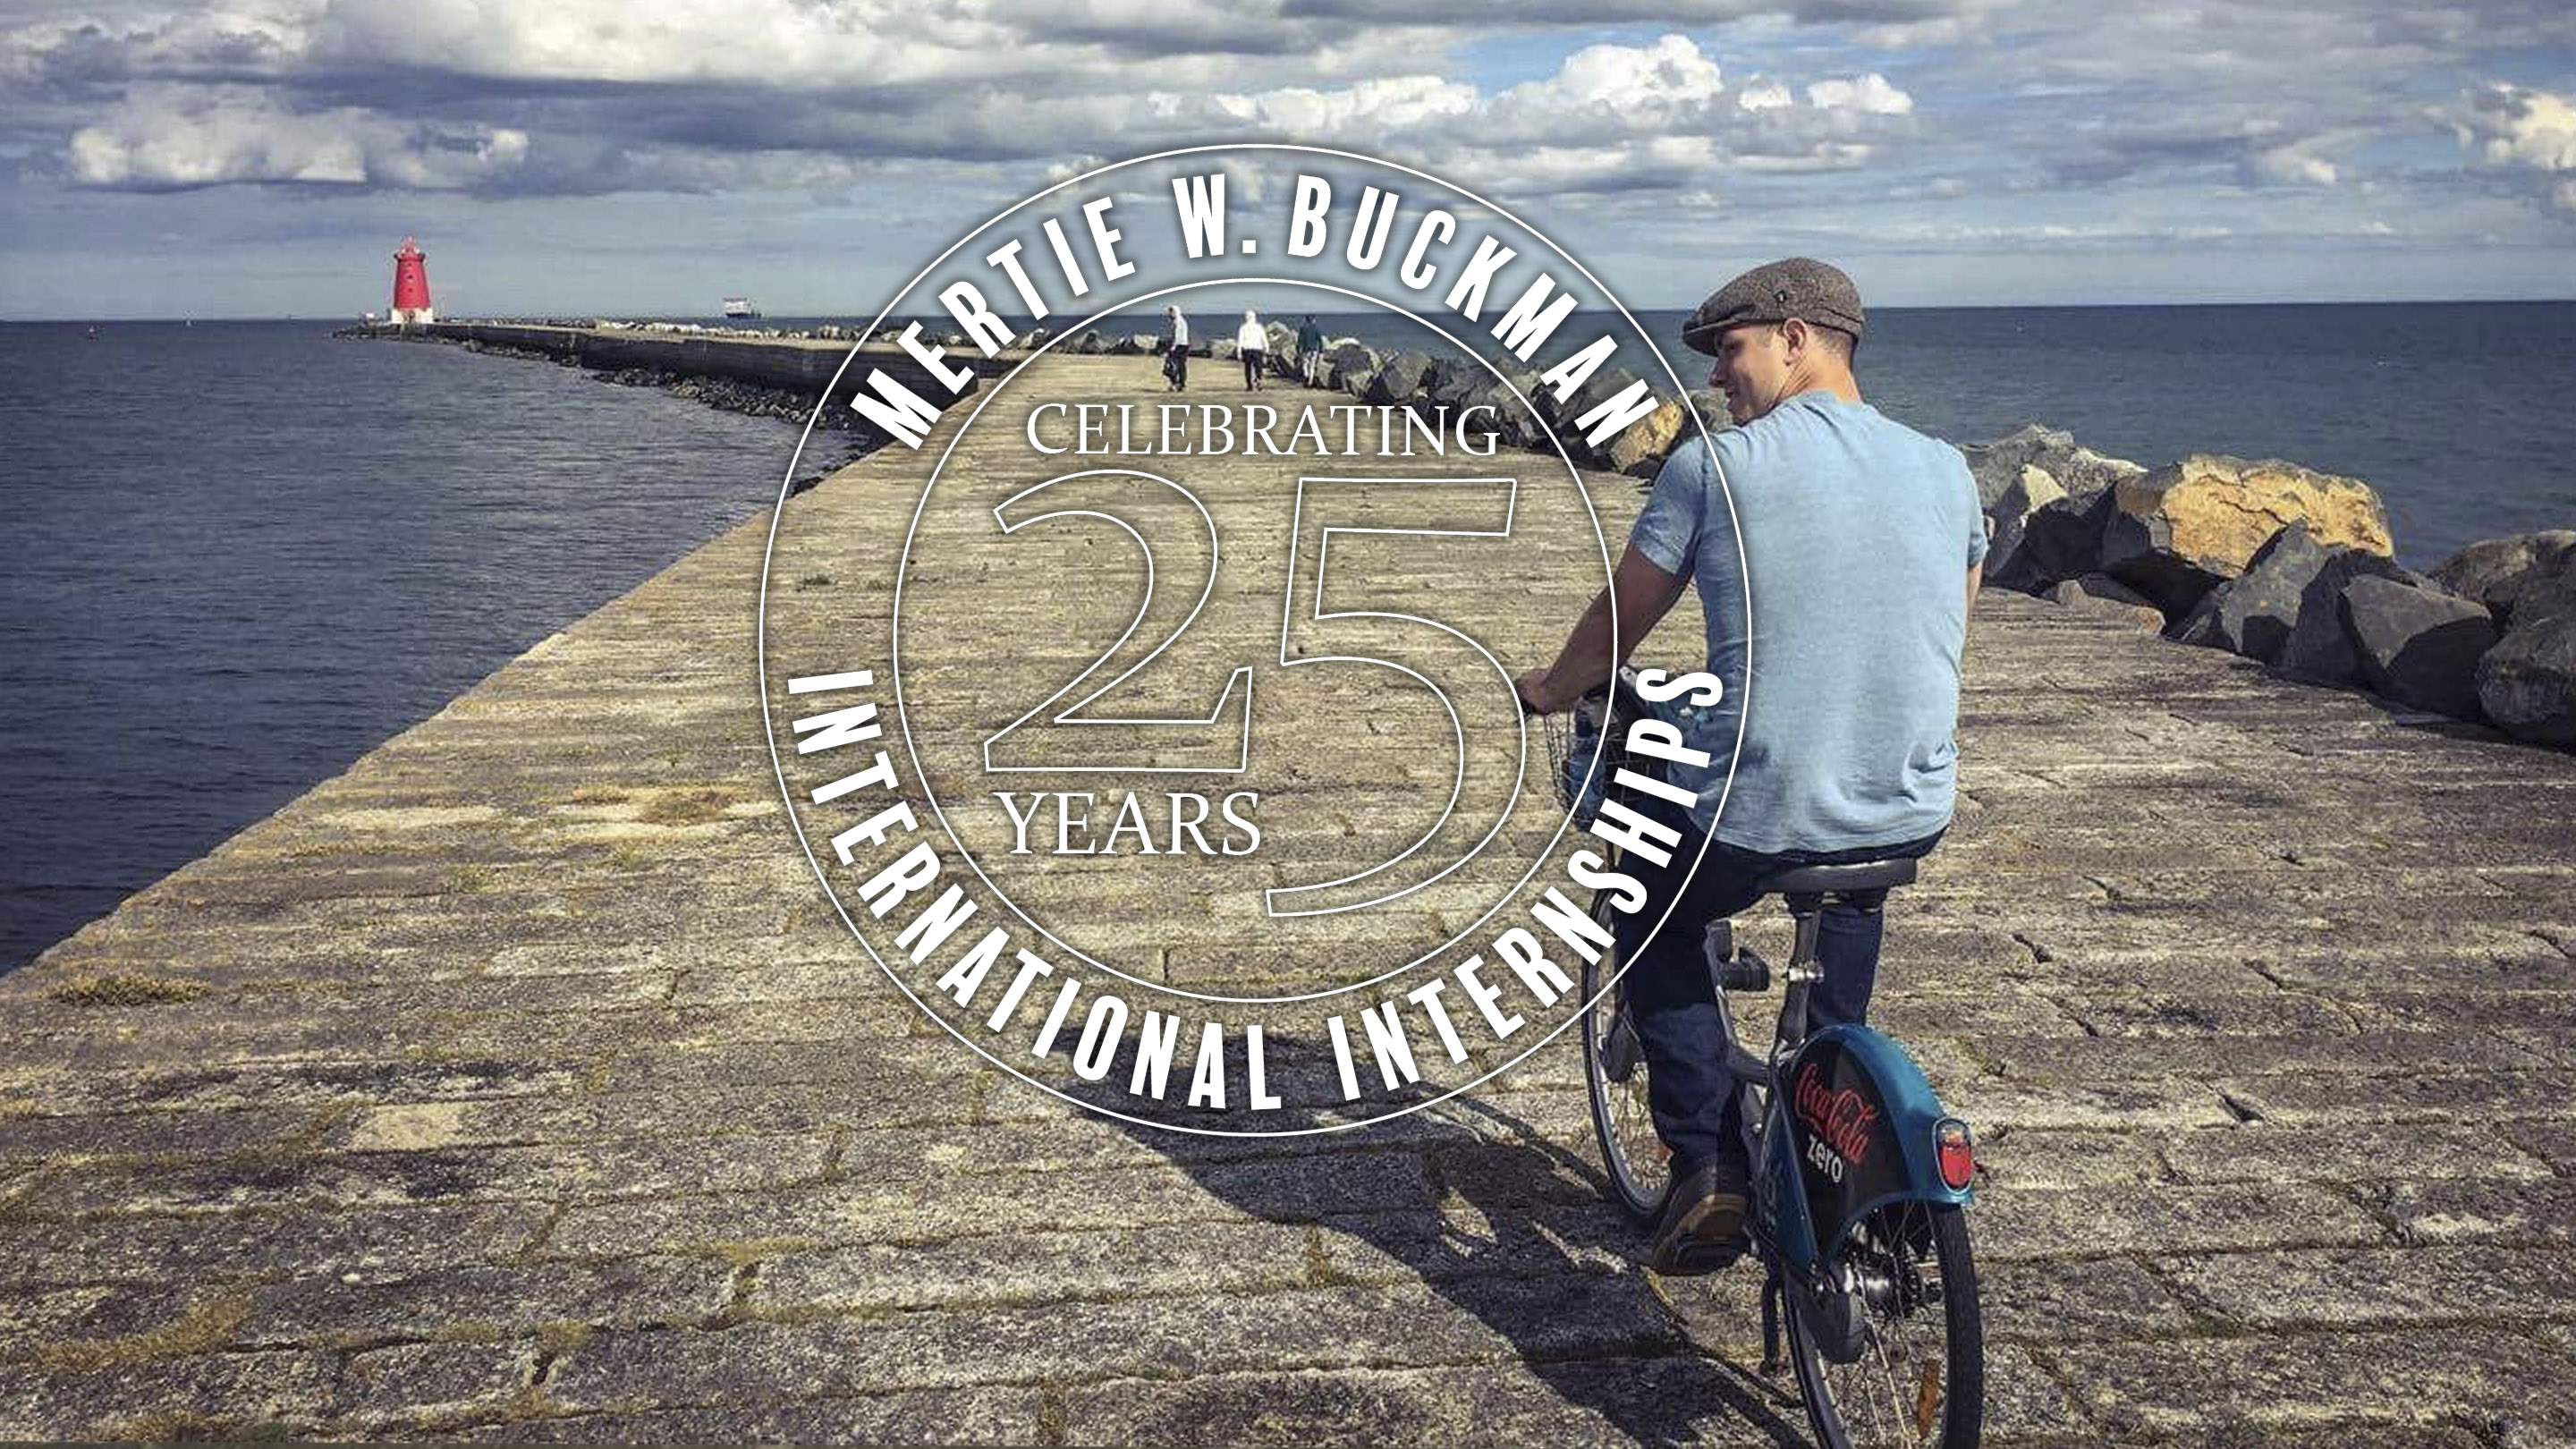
left=1968, top=424, right=2576, bottom=750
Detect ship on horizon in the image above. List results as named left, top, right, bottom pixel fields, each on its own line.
left=722, top=296, right=760, bottom=319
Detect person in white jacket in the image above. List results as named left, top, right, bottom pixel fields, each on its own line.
left=1162, top=305, right=1190, bottom=393
left=1235, top=309, right=1267, bottom=391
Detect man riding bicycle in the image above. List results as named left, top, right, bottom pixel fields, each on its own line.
left=1514, top=258, right=1986, bottom=1274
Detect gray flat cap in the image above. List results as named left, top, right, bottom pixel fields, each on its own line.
left=1681, top=258, right=1865, bottom=355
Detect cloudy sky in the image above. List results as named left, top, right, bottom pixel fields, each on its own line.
left=3, top=0, right=2572, bottom=318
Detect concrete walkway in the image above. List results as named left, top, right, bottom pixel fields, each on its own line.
left=4, top=356, right=2573, bottom=1444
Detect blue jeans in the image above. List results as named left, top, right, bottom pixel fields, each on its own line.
left=1612, top=794, right=1942, bottom=1178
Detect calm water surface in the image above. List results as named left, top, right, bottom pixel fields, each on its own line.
left=1, top=322, right=846, bottom=970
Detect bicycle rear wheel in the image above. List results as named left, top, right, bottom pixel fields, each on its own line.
left=1580, top=893, right=1671, bottom=1224
left=1785, top=1199, right=1984, bottom=1448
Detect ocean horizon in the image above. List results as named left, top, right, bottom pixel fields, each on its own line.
left=14, top=295, right=2576, bottom=324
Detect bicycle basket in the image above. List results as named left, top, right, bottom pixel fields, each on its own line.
left=1547, top=694, right=1614, bottom=826
left=1548, top=666, right=1716, bottom=828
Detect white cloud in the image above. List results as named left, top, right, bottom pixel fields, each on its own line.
left=6, top=0, right=1452, bottom=93
left=64, top=83, right=525, bottom=189
left=1207, top=36, right=1914, bottom=196
left=2460, top=82, right=2576, bottom=170
left=1804, top=72, right=1912, bottom=116
left=2454, top=81, right=2576, bottom=216
left=305, top=0, right=1002, bottom=88
left=1501, top=33, right=1726, bottom=115
left=9, top=7, right=1930, bottom=201
left=1208, top=75, right=1479, bottom=135
left=2248, top=140, right=2341, bottom=187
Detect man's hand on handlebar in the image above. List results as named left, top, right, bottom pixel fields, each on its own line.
left=1516, top=665, right=1574, bottom=716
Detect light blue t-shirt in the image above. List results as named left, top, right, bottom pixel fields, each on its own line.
left=1631, top=391, right=1986, bottom=853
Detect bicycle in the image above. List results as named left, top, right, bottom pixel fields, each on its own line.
left=1553, top=669, right=1985, bottom=1449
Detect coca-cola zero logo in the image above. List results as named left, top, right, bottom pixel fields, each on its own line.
left=1792, top=1059, right=1881, bottom=1166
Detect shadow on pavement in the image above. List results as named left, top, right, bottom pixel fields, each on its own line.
left=1085, top=1073, right=1809, bottom=1447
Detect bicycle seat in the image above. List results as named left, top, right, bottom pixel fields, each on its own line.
left=1758, top=858, right=1917, bottom=896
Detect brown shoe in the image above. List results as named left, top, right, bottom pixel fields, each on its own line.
left=1648, top=1160, right=1749, bottom=1274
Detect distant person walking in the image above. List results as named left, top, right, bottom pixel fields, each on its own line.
left=1297, top=314, right=1327, bottom=387
left=1236, top=309, right=1267, bottom=391
left=1163, top=305, right=1190, bottom=393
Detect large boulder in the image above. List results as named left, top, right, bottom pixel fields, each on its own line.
left=1328, top=343, right=1379, bottom=396
left=2279, top=550, right=2426, bottom=687
left=1962, top=427, right=2060, bottom=510
left=1992, top=492, right=2115, bottom=595
left=2477, top=570, right=2576, bottom=746
left=1361, top=349, right=1438, bottom=407
left=2479, top=614, right=2576, bottom=747
left=2428, top=530, right=2576, bottom=624
left=1604, top=395, right=1688, bottom=478
left=1454, top=385, right=1515, bottom=451
left=1472, top=376, right=1551, bottom=451
left=1460, top=380, right=1519, bottom=446
left=1963, top=425, right=2140, bottom=508
left=2341, top=576, right=2498, bottom=719
left=2044, top=572, right=2163, bottom=630
left=2168, top=521, right=2335, bottom=661
left=1209, top=338, right=1239, bottom=362
left=2098, top=454, right=2394, bottom=616
left=1425, top=357, right=1486, bottom=412
left=1984, top=465, right=2067, bottom=585
left=1555, top=368, right=1649, bottom=465
left=1964, top=426, right=2147, bottom=594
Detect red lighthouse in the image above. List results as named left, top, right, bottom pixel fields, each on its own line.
left=391, top=237, right=434, bottom=324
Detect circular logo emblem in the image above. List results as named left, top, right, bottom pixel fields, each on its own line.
left=759, top=145, right=1736, bottom=1134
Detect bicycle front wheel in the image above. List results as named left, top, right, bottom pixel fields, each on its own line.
left=1580, top=893, right=1670, bottom=1224
left=1785, top=1199, right=1984, bottom=1448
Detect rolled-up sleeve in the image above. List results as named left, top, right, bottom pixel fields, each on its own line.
left=1631, top=444, right=1710, bottom=576
left=1955, top=454, right=1988, bottom=568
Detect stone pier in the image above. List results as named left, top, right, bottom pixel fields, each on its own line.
left=351, top=319, right=1016, bottom=411
left=4, top=355, right=2572, bottom=1444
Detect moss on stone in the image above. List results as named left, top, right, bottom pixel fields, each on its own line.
left=706, top=1236, right=820, bottom=1267
left=106, top=1411, right=297, bottom=1443
left=47, top=973, right=215, bottom=1007
left=33, top=1288, right=254, bottom=1372
left=636, top=789, right=733, bottom=826
left=1300, top=1229, right=1365, bottom=1289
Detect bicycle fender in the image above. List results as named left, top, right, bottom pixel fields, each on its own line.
left=1753, top=1103, right=1822, bottom=1271
left=1778, top=1025, right=1972, bottom=1263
